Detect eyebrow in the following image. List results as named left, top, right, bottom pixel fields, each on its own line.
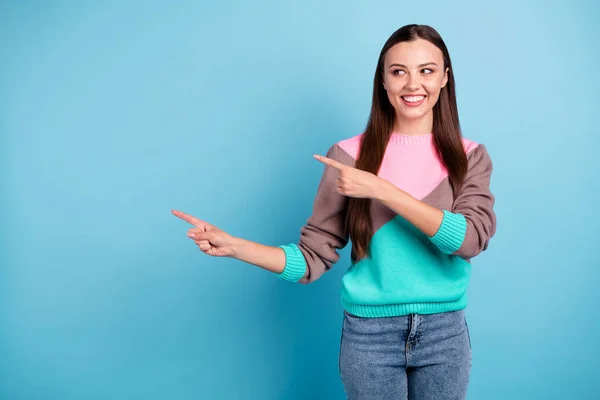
left=388, top=62, right=438, bottom=69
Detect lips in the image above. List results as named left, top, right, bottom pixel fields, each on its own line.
left=401, top=95, right=426, bottom=107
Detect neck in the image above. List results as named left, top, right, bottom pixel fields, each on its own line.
left=392, top=111, right=433, bottom=136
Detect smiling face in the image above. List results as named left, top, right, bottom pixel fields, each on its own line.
left=382, top=38, right=449, bottom=130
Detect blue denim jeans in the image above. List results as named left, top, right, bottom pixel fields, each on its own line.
left=339, top=309, right=472, bottom=400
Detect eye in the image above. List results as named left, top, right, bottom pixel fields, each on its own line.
left=392, top=69, right=405, bottom=75
left=422, top=68, right=434, bottom=74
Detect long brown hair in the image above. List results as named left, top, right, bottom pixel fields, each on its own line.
left=347, top=24, right=468, bottom=261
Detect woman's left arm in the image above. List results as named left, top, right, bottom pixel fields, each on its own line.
left=376, top=144, right=496, bottom=259
left=314, top=144, right=496, bottom=259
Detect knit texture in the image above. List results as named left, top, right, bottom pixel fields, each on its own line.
left=278, top=132, right=496, bottom=318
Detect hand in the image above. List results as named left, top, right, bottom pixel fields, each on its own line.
left=313, top=154, right=386, bottom=200
left=172, top=210, right=237, bottom=257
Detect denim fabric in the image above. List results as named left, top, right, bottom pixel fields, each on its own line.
left=339, top=309, right=472, bottom=399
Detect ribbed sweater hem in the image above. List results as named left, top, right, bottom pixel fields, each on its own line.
left=341, top=295, right=468, bottom=318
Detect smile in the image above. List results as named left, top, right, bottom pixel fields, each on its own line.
left=401, top=95, right=426, bottom=106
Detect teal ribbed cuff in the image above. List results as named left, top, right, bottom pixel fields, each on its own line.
left=277, top=244, right=307, bottom=282
left=430, top=210, right=467, bottom=254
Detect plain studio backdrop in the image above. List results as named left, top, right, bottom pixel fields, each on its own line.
left=1, top=1, right=598, bottom=399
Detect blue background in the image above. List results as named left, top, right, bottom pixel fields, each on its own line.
left=2, top=1, right=598, bottom=399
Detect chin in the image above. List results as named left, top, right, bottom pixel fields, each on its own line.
left=397, top=110, right=429, bottom=120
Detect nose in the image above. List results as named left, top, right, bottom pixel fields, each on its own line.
left=404, top=73, right=421, bottom=91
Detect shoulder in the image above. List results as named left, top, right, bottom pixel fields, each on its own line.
left=335, top=133, right=363, bottom=161
left=463, top=137, right=491, bottom=159
left=461, top=136, right=480, bottom=154
left=322, top=133, right=363, bottom=166
left=462, top=137, right=493, bottom=174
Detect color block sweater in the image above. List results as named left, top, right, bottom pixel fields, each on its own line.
left=278, top=132, right=496, bottom=318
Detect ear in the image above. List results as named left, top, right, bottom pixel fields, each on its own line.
left=441, top=67, right=449, bottom=88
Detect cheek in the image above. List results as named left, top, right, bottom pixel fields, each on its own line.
left=384, top=82, right=404, bottom=98
left=424, top=82, right=442, bottom=100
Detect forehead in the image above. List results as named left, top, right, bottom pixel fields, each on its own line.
left=384, top=39, right=444, bottom=67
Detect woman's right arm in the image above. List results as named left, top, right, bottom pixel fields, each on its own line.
left=173, top=143, right=355, bottom=284
left=273, top=143, right=355, bottom=284
left=231, top=238, right=286, bottom=275
left=172, top=210, right=287, bottom=274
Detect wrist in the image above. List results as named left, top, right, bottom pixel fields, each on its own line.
left=229, top=236, right=244, bottom=259
left=376, top=179, right=399, bottom=203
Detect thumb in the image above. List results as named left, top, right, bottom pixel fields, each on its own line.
left=188, top=228, right=215, bottom=240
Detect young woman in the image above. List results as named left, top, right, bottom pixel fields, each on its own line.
left=173, top=24, right=496, bottom=400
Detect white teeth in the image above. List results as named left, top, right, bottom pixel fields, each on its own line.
left=402, top=96, right=425, bottom=103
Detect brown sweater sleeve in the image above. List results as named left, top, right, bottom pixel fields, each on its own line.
left=278, top=144, right=354, bottom=284
left=453, top=144, right=497, bottom=259
left=429, top=144, right=497, bottom=259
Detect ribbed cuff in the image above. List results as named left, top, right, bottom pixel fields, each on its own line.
left=277, top=244, right=306, bottom=282
left=429, top=210, right=467, bottom=254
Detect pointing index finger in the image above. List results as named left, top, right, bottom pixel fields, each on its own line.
left=313, top=154, right=344, bottom=170
left=171, top=210, right=205, bottom=228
